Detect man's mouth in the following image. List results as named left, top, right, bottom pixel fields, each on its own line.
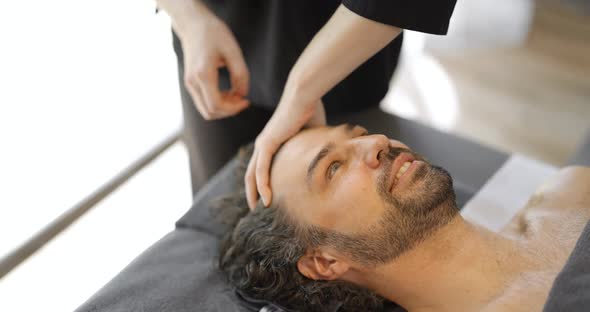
left=396, top=161, right=412, bottom=179
left=388, top=152, right=416, bottom=192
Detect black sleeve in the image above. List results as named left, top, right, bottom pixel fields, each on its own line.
left=341, top=0, right=457, bottom=35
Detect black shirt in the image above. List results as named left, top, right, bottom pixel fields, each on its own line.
left=199, top=0, right=456, bottom=115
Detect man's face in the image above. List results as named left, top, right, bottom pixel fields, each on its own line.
left=271, top=124, right=457, bottom=264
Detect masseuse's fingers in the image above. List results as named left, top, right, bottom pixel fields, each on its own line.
left=200, top=65, right=249, bottom=119
left=245, top=148, right=260, bottom=210
left=246, top=137, right=276, bottom=209
left=254, top=139, right=277, bottom=207
left=199, top=66, right=222, bottom=116
left=221, top=40, right=250, bottom=98
left=184, top=75, right=212, bottom=120
left=245, top=101, right=326, bottom=209
left=245, top=100, right=327, bottom=210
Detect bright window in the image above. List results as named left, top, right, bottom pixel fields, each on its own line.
left=0, top=1, right=191, bottom=310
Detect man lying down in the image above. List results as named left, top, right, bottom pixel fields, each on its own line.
left=218, top=124, right=590, bottom=312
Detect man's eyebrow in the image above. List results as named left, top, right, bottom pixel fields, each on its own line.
left=306, top=142, right=335, bottom=187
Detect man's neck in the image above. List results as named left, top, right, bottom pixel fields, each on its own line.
left=358, top=217, right=530, bottom=311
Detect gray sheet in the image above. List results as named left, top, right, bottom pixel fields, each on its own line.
left=542, top=129, right=590, bottom=312
left=76, top=229, right=248, bottom=312
left=76, top=109, right=510, bottom=312
left=543, top=221, right=590, bottom=312
left=568, top=128, right=590, bottom=167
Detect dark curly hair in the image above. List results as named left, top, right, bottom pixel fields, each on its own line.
left=216, top=145, right=395, bottom=312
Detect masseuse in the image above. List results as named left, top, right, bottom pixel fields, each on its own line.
left=155, top=1, right=457, bottom=208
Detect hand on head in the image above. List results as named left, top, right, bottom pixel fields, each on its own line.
left=244, top=100, right=326, bottom=209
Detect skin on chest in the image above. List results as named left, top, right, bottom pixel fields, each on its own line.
left=482, top=273, right=556, bottom=312
left=491, top=210, right=589, bottom=311
left=482, top=167, right=590, bottom=311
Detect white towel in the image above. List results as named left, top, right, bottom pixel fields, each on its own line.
left=461, top=154, right=558, bottom=232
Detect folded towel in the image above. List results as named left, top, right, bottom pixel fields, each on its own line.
left=461, top=154, right=557, bottom=231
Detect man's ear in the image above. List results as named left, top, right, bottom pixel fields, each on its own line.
left=297, top=248, right=350, bottom=281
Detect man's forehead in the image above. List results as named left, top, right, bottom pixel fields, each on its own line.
left=272, top=127, right=340, bottom=192
left=275, top=128, right=329, bottom=171
left=269, top=127, right=338, bottom=225
left=269, top=130, right=316, bottom=213
left=276, top=125, right=349, bottom=161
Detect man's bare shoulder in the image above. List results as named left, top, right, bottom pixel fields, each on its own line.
left=490, top=167, right=590, bottom=311
left=482, top=271, right=557, bottom=312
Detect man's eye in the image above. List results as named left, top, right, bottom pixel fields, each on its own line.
left=327, top=161, right=341, bottom=180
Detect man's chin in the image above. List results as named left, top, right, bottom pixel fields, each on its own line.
left=409, top=161, right=430, bottom=185
left=398, top=165, right=454, bottom=213
left=421, top=166, right=455, bottom=210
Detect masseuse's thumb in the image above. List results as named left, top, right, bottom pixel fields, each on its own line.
left=221, top=43, right=249, bottom=97
left=255, top=140, right=276, bottom=207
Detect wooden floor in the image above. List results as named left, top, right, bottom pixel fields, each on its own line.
left=386, top=1, right=590, bottom=166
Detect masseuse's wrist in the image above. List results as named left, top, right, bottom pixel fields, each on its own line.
left=276, top=94, right=322, bottom=130
left=281, top=71, right=323, bottom=113
left=278, top=87, right=318, bottom=122
left=157, top=0, right=215, bottom=39
left=286, top=62, right=321, bottom=96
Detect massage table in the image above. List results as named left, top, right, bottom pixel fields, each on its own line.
left=75, top=108, right=590, bottom=312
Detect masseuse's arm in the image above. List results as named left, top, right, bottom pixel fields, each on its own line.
left=279, top=7, right=401, bottom=113
left=245, top=5, right=401, bottom=209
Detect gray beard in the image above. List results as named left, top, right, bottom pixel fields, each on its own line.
left=325, top=161, right=459, bottom=266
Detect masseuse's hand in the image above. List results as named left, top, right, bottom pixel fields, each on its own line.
left=245, top=99, right=326, bottom=209
left=164, top=0, right=250, bottom=120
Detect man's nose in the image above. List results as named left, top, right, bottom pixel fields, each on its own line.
left=388, top=139, right=409, bottom=150
left=356, top=134, right=390, bottom=169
